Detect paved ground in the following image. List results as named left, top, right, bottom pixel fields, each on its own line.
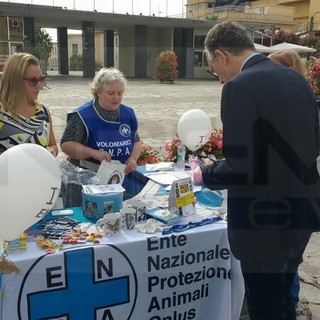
left=43, top=71, right=223, bottom=151
left=43, top=71, right=320, bottom=319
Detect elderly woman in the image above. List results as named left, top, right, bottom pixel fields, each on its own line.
left=60, top=67, right=142, bottom=207
left=0, top=52, right=58, bottom=156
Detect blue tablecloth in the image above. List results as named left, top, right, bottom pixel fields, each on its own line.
left=1, top=168, right=244, bottom=320
left=35, top=166, right=223, bottom=232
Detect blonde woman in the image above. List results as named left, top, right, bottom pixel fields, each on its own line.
left=268, top=50, right=306, bottom=76
left=0, top=52, right=58, bottom=156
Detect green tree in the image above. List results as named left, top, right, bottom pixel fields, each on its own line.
left=69, top=54, right=104, bottom=71
left=69, top=54, right=83, bottom=71
left=95, top=60, right=103, bottom=71
left=30, top=28, right=53, bottom=74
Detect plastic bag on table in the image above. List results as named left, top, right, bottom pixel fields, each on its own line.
left=58, top=158, right=100, bottom=186
left=192, top=165, right=203, bottom=185
left=188, top=155, right=203, bottom=185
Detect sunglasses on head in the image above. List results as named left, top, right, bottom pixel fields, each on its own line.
left=23, top=75, right=47, bottom=87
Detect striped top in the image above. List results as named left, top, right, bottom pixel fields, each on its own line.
left=0, top=104, right=51, bottom=154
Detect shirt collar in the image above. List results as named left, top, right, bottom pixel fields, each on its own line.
left=240, top=53, right=260, bottom=72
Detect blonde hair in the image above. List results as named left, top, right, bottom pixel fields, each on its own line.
left=268, top=50, right=306, bottom=76
left=0, top=52, right=40, bottom=116
left=90, top=67, right=127, bottom=99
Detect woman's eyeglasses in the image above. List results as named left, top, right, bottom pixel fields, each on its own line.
left=23, top=75, right=47, bottom=87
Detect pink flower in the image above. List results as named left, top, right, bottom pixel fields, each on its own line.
left=162, top=129, right=224, bottom=161
left=216, top=140, right=222, bottom=149
left=307, top=58, right=320, bottom=101
left=137, top=142, right=160, bottom=165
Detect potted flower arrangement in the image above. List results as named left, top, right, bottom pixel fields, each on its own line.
left=162, top=129, right=223, bottom=162
left=137, top=142, right=160, bottom=165
left=154, top=50, right=179, bottom=83
left=136, top=130, right=223, bottom=165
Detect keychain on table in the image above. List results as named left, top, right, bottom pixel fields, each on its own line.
left=0, top=240, right=19, bottom=274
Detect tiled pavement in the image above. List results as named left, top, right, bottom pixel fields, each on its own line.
left=43, top=71, right=320, bottom=319
left=42, top=71, right=223, bottom=152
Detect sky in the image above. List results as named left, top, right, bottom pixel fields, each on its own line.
left=4, top=0, right=186, bottom=40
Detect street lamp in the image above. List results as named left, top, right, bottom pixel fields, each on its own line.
left=310, top=11, right=320, bottom=32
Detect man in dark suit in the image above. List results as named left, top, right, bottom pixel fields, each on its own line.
left=201, top=21, right=320, bottom=319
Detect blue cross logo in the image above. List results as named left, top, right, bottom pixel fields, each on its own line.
left=119, top=124, right=131, bottom=137
left=27, top=248, right=130, bottom=319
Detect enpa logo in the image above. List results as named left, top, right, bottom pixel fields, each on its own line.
left=119, top=124, right=131, bottom=138
left=18, top=245, right=137, bottom=320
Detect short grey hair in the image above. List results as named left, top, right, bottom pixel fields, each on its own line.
left=204, top=21, right=255, bottom=61
left=90, top=67, right=127, bottom=99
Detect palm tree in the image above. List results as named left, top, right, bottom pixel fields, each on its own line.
left=30, top=28, right=53, bottom=74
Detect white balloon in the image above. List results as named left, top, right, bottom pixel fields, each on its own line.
left=0, top=144, right=61, bottom=241
left=178, top=109, right=212, bottom=152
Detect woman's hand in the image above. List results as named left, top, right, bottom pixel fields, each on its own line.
left=61, top=141, right=111, bottom=162
left=124, top=157, right=138, bottom=174
left=91, top=149, right=112, bottom=162
left=47, top=145, right=58, bottom=157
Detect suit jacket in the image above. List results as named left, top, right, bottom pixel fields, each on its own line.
left=202, top=54, right=320, bottom=262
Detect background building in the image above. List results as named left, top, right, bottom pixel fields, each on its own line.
left=0, top=15, right=24, bottom=71
left=48, top=32, right=105, bottom=72
left=1, top=1, right=320, bottom=78
left=185, top=0, right=320, bottom=32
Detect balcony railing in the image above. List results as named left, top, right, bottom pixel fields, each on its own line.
left=187, top=5, right=294, bottom=28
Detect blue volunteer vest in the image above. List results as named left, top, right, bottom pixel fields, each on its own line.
left=72, top=100, right=138, bottom=166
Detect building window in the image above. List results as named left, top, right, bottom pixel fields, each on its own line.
left=72, top=43, right=78, bottom=55
left=194, top=35, right=208, bottom=68
left=194, top=50, right=208, bottom=68
left=194, top=35, right=205, bottom=48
